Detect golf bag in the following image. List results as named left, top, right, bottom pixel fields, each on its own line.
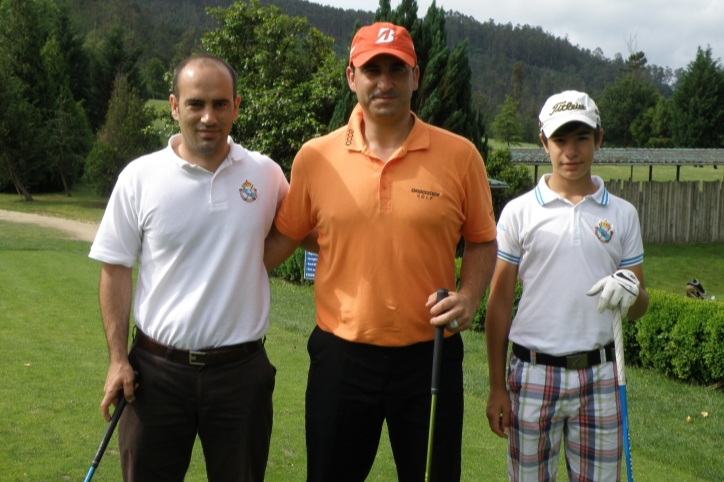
left=685, top=279, right=707, bottom=300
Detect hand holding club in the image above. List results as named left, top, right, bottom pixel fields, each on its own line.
left=586, top=269, right=640, bottom=318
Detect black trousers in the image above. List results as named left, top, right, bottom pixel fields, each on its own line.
left=305, top=326, right=464, bottom=482
left=119, top=341, right=275, bottom=482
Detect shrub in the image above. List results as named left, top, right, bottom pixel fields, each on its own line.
left=636, top=289, right=724, bottom=385
left=269, top=248, right=313, bottom=285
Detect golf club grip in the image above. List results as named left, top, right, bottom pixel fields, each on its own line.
left=91, top=395, right=127, bottom=467
left=431, top=289, right=448, bottom=395
left=612, top=307, right=626, bottom=386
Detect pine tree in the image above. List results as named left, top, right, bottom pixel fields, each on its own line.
left=84, top=74, right=161, bottom=195
left=491, top=95, right=522, bottom=146
left=0, top=0, right=59, bottom=198
left=42, top=36, right=94, bottom=195
left=672, top=46, right=724, bottom=148
left=88, top=26, right=145, bottom=132
left=55, top=6, right=91, bottom=106
left=328, top=21, right=361, bottom=132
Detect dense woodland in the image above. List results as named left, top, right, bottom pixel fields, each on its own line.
left=66, top=0, right=676, bottom=101
left=1, top=0, right=722, bottom=198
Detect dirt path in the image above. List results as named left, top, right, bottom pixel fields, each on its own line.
left=0, top=209, right=98, bottom=242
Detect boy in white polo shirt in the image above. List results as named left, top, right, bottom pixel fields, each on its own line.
left=485, top=90, right=649, bottom=481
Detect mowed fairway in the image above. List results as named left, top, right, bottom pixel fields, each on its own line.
left=0, top=220, right=722, bottom=481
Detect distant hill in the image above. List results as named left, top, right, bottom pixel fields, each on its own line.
left=61, top=0, right=674, bottom=140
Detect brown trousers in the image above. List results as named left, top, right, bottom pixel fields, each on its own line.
left=119, top=341, right=275, bottom=481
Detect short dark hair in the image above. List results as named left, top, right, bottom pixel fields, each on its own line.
left=541, top=121, right=602, bottom=143
left=172, top=53, right=238, bottom=99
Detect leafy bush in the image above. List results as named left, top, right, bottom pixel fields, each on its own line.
left=636, top=289, right=724, bottom=385
left=269, top=248, right=313, bottom=285
left=485, top=147, right=534, bottom=219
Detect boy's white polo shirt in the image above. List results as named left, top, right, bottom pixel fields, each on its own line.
left=90, top=135, right=289, bottom=350
left=497, top=175, right=643, bottom=356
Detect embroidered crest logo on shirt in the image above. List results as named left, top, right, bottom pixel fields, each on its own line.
left=594, top=220, right=613, bottom=243
left=376, top=28, right=395, bottom=44
left=239, top=180, right=258, bottom=202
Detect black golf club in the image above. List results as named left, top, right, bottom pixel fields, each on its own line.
left=425, top=288, right=448, bottom=482
left=84, top=371, right=139, bottom=482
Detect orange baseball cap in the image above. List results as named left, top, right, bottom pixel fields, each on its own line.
left=349, top=22, right=417, bottom=68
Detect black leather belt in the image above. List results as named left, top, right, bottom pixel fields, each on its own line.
left=135, top=329, right=262, bottom=366
left=512, top=342, right=615, bottom=370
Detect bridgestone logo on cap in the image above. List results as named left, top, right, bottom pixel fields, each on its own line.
left=376, top=28, right=395, bottom=44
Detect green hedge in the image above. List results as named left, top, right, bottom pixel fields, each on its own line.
left=636, top=289, right=724, bottom=385
left=269, top=248, right=313, bottom=285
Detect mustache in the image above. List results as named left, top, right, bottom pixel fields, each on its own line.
left=371, top=90, right=398, bottom=100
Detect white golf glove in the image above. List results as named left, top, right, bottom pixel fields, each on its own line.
left=586, top=269, right=640, bottom=318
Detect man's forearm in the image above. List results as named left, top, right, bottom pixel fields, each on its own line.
left=99, top=263, right=133, bottom=363
left=458, top=238, right=498, bottom=304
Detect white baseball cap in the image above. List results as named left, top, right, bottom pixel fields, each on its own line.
left=539, top=90, right=601, bottom=137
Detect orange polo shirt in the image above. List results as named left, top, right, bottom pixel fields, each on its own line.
left=275, top=104, right=496, bottom=346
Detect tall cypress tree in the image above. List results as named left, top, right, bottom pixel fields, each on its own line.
left=88, top=26, right=144, bottom=132
left=672, top=46, right=724, bottom=148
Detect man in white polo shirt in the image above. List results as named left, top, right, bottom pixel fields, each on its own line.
left=485, top=91, right=649, bottom=481
left=89, top=54, right=288, bottom=480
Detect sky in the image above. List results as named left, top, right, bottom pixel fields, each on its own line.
left=309, top=0, right=724, bottom=71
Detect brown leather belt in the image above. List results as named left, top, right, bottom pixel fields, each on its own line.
left=512, top=342, right=615, bottom=370
left=135, top=329, right=262, bottom=366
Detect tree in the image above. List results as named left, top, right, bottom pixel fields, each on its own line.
left=42, top=35, right=94, bottom=195
left=0, top=52, right=39, bottom=200
left=0, top=0, right=61, bottom=198
left=631, top=97, right=673, bottom=148
left=491, top=95, right=523, bottom=146
left=144, top=57, right=168, bottom=99
left=87, top=26, right=145, bottom=132
left=328, top=21, right=361, bottom=131
left=84, top=74, right=162, bottom=195
left=484, top=147, right=533, bottom=219
left=597, top=74, right=658, bottom=147
left=55, top=6, right=91, bottom=105
left=202, top=0, right=341, bottom=171
left=672, top=46, right=724, bottom=148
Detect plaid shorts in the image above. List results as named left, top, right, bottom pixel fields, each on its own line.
left=506, top=351, right=623, bottom=482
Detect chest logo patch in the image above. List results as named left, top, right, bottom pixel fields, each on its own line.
left=239, top=180, right=258, bottom=203
left=594, top=220, right=613, bottom=243
left=411, top=187, right=441, bottom=200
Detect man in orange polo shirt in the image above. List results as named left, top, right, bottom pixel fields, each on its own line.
left=265, top=22, right=498, bottom=481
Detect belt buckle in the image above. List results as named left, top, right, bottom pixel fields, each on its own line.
left=566, top=353, right=588, bottom=370
left=189, top=351, right=206, bottom=366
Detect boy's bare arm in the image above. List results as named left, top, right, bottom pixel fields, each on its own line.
left=624, top=264, right=649, bottom=320
left=485, top=259, right=518, bottom=438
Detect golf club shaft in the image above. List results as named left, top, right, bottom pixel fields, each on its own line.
left=85, top=371, right=138, bottom=482
left=425, top=288, right=448, bottom=482
left=613, top=307, right=634, bottom=482
left=84, top=396, right=126, bottom=482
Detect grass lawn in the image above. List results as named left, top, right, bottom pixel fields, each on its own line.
left=0, top=182, right=108, bottom=224
left=527, top=164, right=724, bottom=183
left=1, top=221, right=722, bottom=480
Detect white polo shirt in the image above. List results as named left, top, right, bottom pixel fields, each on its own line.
left=89, top=135, right=289, bottom=350
left=497, top=174, right=643, bottom=356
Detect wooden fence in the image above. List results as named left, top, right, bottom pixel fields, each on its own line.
left=605, top=180, right=724, bottom=244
